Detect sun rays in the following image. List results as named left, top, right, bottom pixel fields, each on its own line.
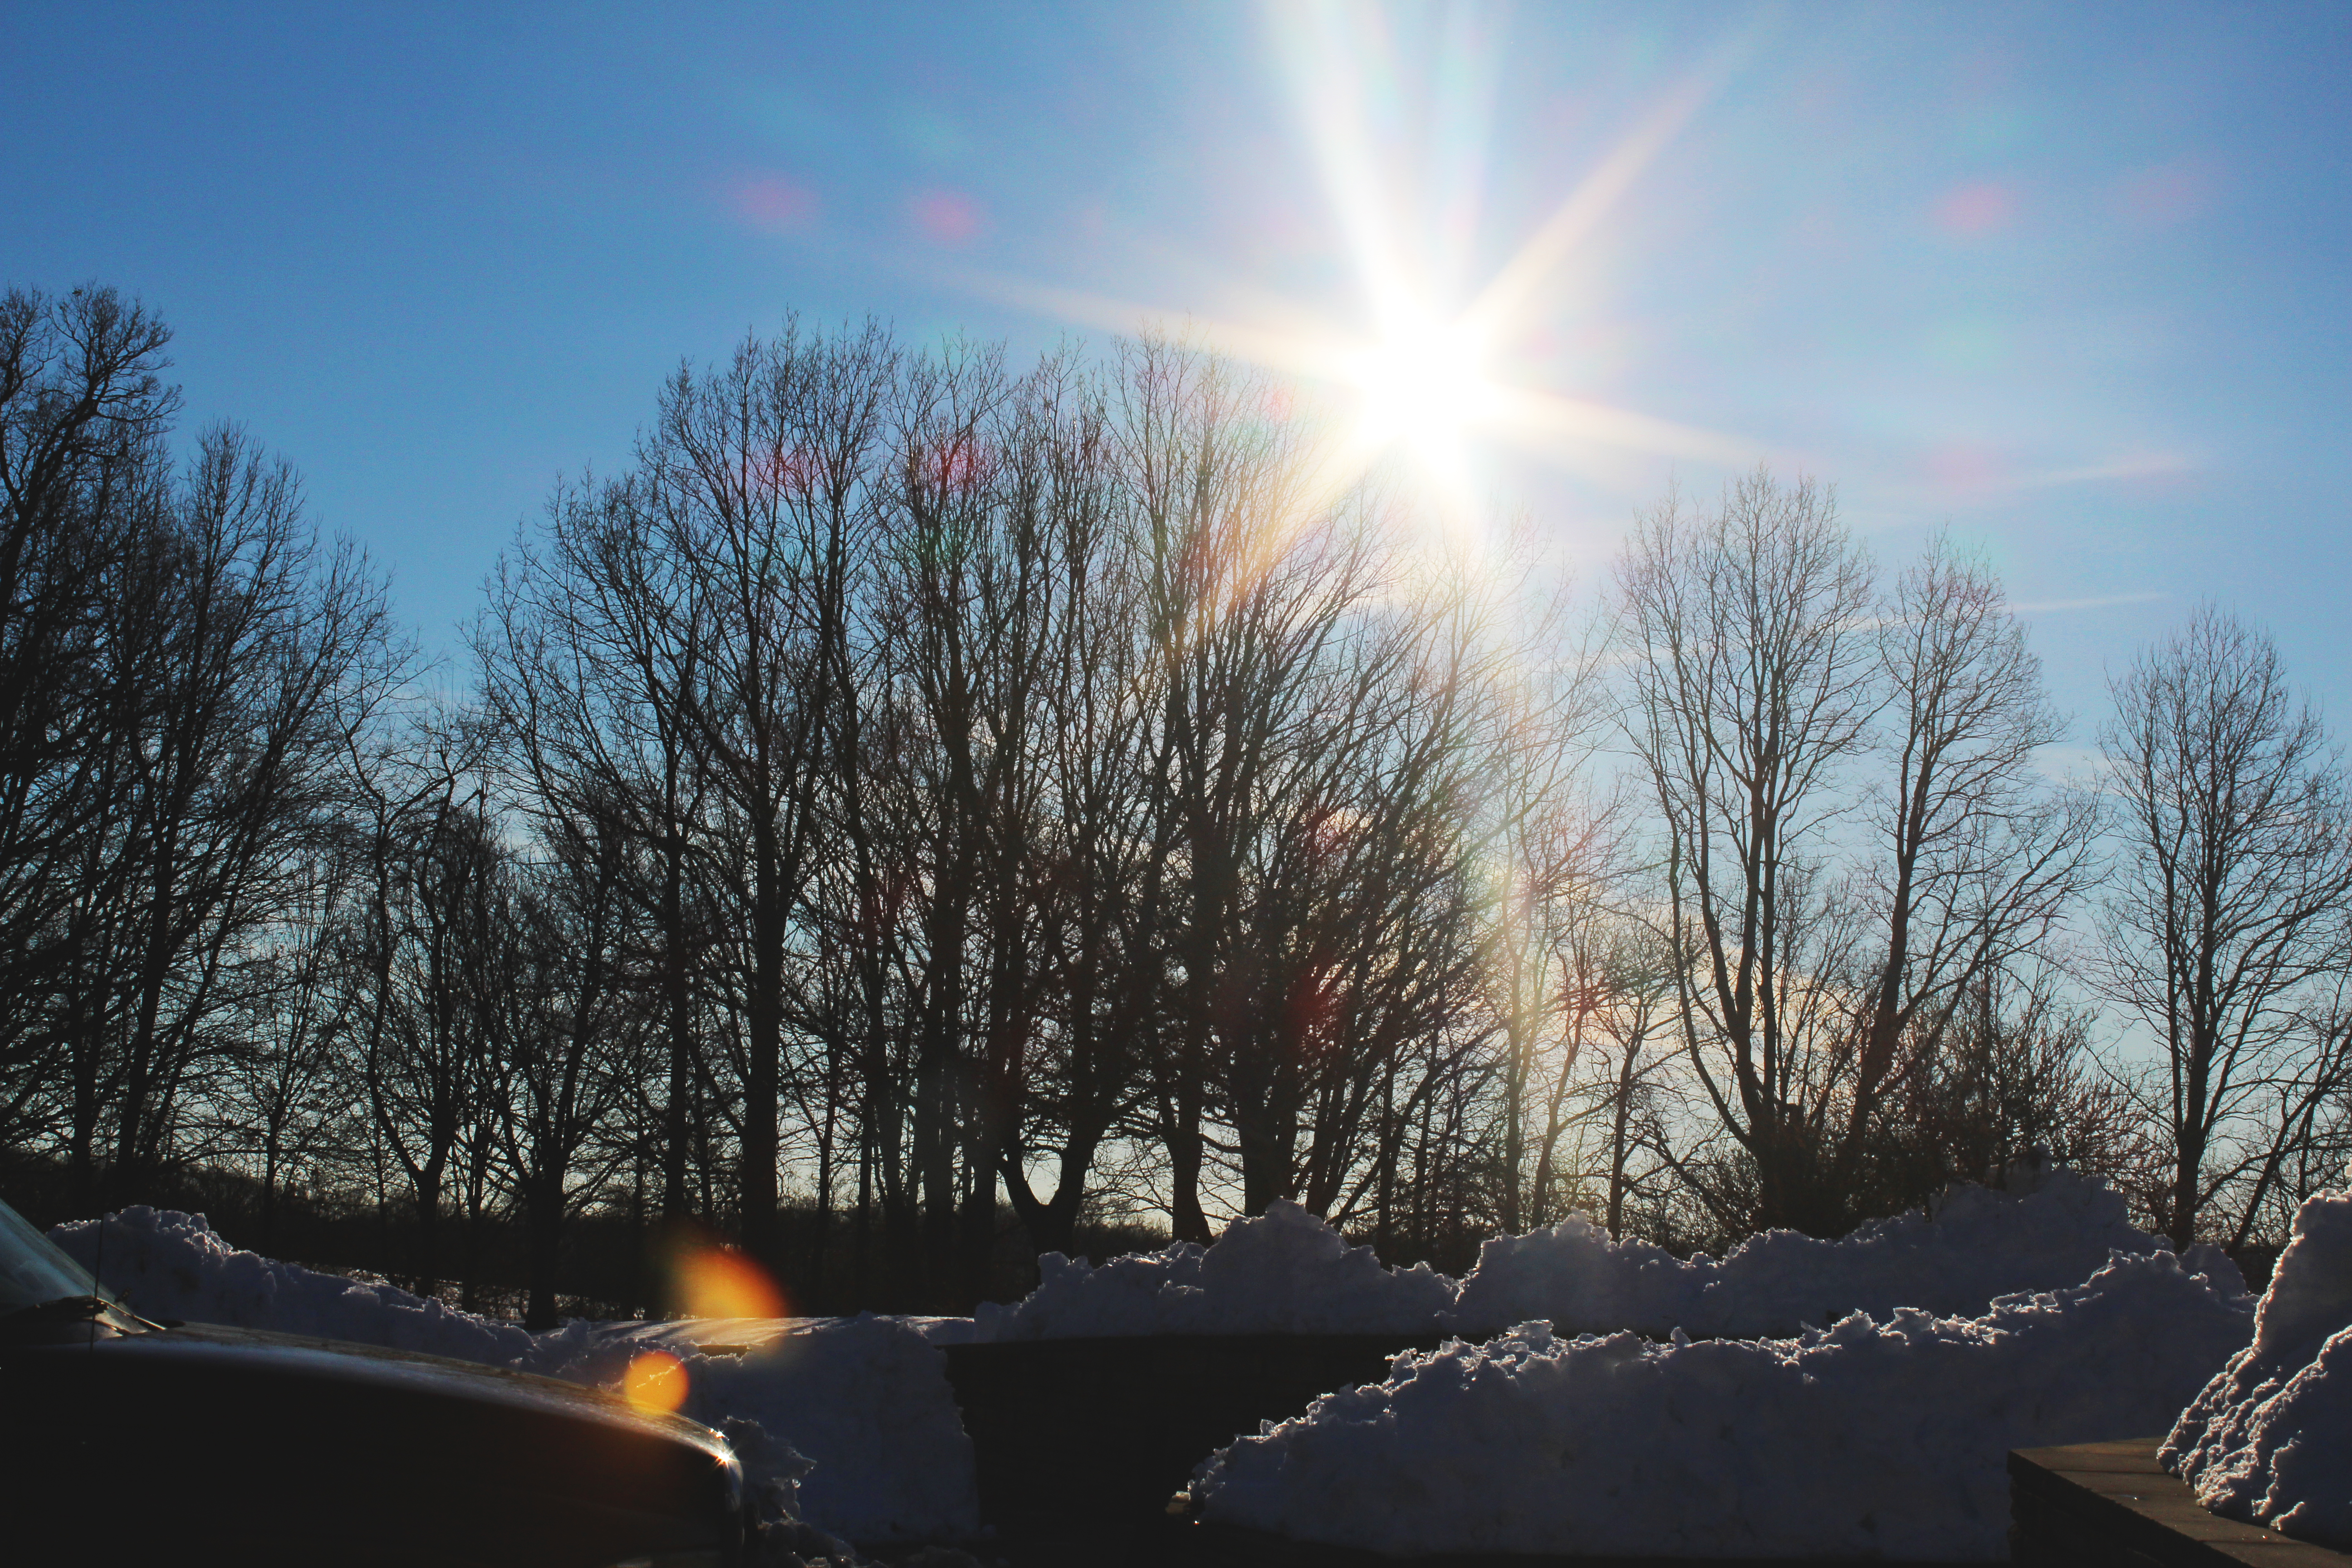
left=961, top=3, right=1762, bottom=549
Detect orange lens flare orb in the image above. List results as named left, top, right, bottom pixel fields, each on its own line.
left=623, top=1350, right=689, bottom=1414
left=674, top=1246, right=789, bottom=1320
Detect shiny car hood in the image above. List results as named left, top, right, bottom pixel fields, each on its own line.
left=135, top=1318, right=732, bottom=1458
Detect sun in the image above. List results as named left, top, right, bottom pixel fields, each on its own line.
left=957, top=9, right=1760, bottom=524
left=1344, top=314, right=1500, bottom=453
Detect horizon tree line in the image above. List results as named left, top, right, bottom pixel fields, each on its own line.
left=3, top=281, right=2346, bottom=1322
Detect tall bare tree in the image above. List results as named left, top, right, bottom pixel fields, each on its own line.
left=651, top=320, right=895, bottom=1268
left=1619, top=476, right=2087, bottom=1235
left=2098, top=605, right=2352, bottom=1249
left=1617, top=470, right=1880, bottom=1233
left=1828, top=538, right=2095, bottom=1205
left=0, top=285, right=178, bottom=1146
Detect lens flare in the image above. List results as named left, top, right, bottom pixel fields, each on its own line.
left=624, top=1350, right=689, bottom=1414
left=675, top=1245, right=789, bottom=1320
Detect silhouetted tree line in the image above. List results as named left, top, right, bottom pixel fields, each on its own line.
left=6, top=284, right=2347, bottom=1323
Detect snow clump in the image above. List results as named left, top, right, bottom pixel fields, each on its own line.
left=1190, top=1250, right=2254, bottom=1561
left=2166, top=1178, right=2352, bottom=1549
left=972, top=1197, right=1459, bottom=1339
left=50, top=1205, right=542, bottom=1364
left=1450, top=1160, right=2227, bottom=1338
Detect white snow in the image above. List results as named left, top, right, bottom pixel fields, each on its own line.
left=1449, top=1164, right=2235, bottom=1338
left=970, top=1167, right=2228, bottom=1345
left=1188, top=1251, right=2253, bottom=1560
left=49, top=1205, right=543, bottom=1363
left=2165, top=1181, right=2352, bottom=1550
left=972, top=1199, right=1458, bottom=1340
left=49, top=1208, right=978, bottom=1542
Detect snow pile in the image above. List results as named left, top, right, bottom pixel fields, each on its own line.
left=50, top=1205, right=540, bottom=1364
left=973, top=1198, right=1459, bottom=1339
left=974, top=1169, right=2219, bottom=1346
left=49, top=1209, right=977, bottom=1543
left=1451, top=1164, right=2218, bottom=1338
left=2165, top=1182, right=2352, bottom=1548
left=1190, top=1250, right=2253, bottom=1560
left=540, top=1316, right=979, bottom=1541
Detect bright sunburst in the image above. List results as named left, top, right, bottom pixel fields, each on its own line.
left=1345, top=312, right=1499, bottom=452
left=967, top=3, right=1763, bottom=540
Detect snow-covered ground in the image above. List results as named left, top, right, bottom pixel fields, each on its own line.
left=54, top=1168, right=2260, bottom=1557
left=2166, top=1182, right=2352, bottom=1550
left=1189, top=1251, right=2252, bottom=1559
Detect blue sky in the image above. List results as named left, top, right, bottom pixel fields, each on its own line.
left=6, top=1, right=2347, bottom=741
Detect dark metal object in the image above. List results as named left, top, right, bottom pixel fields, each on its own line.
left=0, top=1313, right=748, bottom=1567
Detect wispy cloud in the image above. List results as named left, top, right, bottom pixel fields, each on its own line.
left=2031, top=743, right=2113, bottom=784
left=2010, top=591, right=2166, bottom=615
left=2010, top=451, right=2197, bottom=489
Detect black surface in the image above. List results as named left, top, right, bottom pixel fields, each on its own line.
left=936, top=1516, right=2001, bottom=1568
left=943, top=1332, right=1443, bottom=1529
left=0, top=1316, right=747, bottom=1566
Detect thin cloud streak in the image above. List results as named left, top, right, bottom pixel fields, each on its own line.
left=2010, top=592, right=2167, bottom=615
left=2016, top=452, right=2198, bottom=489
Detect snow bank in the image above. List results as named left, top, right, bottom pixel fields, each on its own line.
left=49, top=1209, right=977, bottom=1542
left=2166, top=1183, right=2352, bottom=1549
left=1191, top=1250, right=2253, bottom=1560
left=973, top=1198, right=1459, bottom=1339
left=50, top=1205, right=542, bottom=1364
left=972, top=1168, right=2221, bottom=1346
left=1451, top=1164, right=2223, bottom=1338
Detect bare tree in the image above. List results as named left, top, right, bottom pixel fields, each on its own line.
left=480, top=818, right=638, bottom=1329
left=652, top=320, right=895, bottom=1268
left=0, top=285, right=178, bottom=1147
left=479, top=464, right=723, bottom=1249
left=995, top=358, right=1161, bottom=1264
left=1829, top=538, right=2096, bottom=1203
left=101, top=427, right=396, bottom=1195
left=1882, top=968, right=2156, bottom=1205
left=208, top=842, right=363, bottom=1253
left=1617, top=470, right=1879, bottom=1234
left=1118, top=338, right=1362, bottom=1242
left=1480, top=603, right=1614, bottom=1235
left=358, top=784, right=498, bottom=1295
left=1619, top=477, right=2087, bottom=1235
left=2098, top=605, right=2352, bottom=1249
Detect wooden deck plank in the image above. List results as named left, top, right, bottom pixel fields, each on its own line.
left=2010, top=1441, right=2352, bottom=1568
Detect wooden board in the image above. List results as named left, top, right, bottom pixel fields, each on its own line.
left=2010, top=1440, right=2349, bottom=1568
